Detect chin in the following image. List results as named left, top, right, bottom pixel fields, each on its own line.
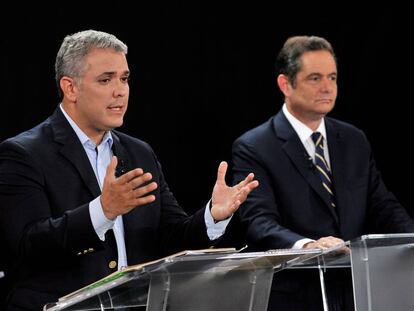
left=319, top=104, right=335, bottom=114
left=106, top=120, right=124, bottom=130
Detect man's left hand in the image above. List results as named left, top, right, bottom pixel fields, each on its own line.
left=210, top=161, right=259, bottom=222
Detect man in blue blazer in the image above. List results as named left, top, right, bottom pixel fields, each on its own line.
left=0, top=30, right=258, bottom=311
left=232, top=35, right=414, bottom=310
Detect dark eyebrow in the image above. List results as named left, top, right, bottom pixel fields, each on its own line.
left=306, top=72, right=322, bottom=78
left=306, top=72, right=337, bottom=78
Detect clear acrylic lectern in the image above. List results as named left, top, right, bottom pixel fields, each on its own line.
left=291, top=233, right=414, bottom=311
left=43, top=248, right=321, bottom=311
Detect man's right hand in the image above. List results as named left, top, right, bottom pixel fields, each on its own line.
left=303, top=236, right=345, bottom=250
left=100, top=156, right=158, bottom=220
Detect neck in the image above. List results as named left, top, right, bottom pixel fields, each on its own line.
left=61, top=102, right=106, bottom=146
left=303, top=119, right=322, bottom=132
left=89, top=132, right=106, bottom=146
left=285, top=106, right=323, bottom=131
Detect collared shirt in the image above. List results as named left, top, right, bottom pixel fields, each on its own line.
left=282, top=104, right=331, bottom=168
left=60, top=105, right=128, bottom=268
left=60, top=104, right=229, bottom=268
left=282, top=104, right=331, bottom=249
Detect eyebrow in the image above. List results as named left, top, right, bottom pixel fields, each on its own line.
left=99, top=70, right=130, bottom=77
left=307, top=72, right=337, bottom=77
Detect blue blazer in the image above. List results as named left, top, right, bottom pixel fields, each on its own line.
left=0, top=108, right=211, bottom=310
left=232, top=110, right=414, bottom=250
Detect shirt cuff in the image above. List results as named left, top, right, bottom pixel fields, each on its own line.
left=292, top=238, right=315, bottom=249
left=204, top=200, right=232, bottom=240
left=89, top=196, right=115, bottom=241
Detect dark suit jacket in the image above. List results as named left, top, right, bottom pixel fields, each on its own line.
left=0, top=108, right=211, bottom=310
left=232, top=110, right=414, bottom=310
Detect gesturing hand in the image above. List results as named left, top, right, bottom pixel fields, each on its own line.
left=210, top=161, right=259, bottom=222
left=100, top=156, right=158, bottom=220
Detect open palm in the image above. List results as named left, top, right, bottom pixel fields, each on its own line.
left=211, top=161, right=258, bottom=221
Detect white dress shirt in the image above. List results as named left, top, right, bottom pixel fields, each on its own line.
left=282, top=104, right=331, bottom=249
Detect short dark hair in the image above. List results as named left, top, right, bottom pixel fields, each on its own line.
left=275, top=35, right=336, bottom=86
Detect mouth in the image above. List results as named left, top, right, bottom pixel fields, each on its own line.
left=107, top=105, right=125, bottom=113
left=316, top=99, right=333, bottom=104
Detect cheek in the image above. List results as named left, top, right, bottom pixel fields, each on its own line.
left=82, top=99, right=105, bottom=118
left=297, top=89, right=313, bottom=102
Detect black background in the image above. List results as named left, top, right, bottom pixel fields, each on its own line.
left=1, top=2, right=412, bottom=217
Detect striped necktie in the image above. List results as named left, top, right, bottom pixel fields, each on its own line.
left=311, top=132, right=336, bottom=209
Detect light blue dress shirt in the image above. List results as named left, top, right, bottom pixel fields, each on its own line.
left=59, top=105, right=230, bottom=269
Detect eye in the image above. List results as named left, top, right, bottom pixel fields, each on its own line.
left=121, top=76, right=130, bottom=83
left=308, top=75, right=320, bottom=82
left=99, top=78, right=111, bottom=84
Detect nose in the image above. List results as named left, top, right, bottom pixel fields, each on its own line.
left=320, top=77, right=336, bottom=93
left=113, top=80, right=129, bottom=97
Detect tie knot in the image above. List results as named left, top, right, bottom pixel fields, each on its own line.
left=311, top=132, right=323, bottom=146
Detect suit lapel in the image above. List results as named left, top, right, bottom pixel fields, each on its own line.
left=111, top=132, right=136, bottom=259
left=325, top=119, right=347, bottom=228
left=111, top=131, right=131, bottom=177
left=274, top=112, right=339, bottom=224
left=50, top=108, right=101, bottom=198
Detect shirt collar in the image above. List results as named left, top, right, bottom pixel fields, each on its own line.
left=282, top=103, right=327, bottom=143
left=59, top=104, right=113, bottom=149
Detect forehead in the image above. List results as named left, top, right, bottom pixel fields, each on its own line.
left=83, top=48, right=129, bottom=74
left=299, top=50, right=337, bottom=74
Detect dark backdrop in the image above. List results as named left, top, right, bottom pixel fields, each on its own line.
left=1, top=2, right=412, bottom=218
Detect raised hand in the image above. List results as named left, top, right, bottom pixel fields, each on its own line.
left=100, top=156, right=158, bottom=219
left=210, top=161, right=259, bottom=221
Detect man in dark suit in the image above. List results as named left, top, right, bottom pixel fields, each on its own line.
left=232, top=35, right=414, bottom=310
left=0, top=30, right=258, bottom=311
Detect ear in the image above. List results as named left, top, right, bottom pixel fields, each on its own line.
left=277, top=74, right=292, bottom=97
left=59, top=76, right=78, bottom=102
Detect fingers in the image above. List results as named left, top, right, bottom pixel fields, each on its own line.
left=227, top=187, right=252, bottom=214
left=246, top=179, right=259, bottom=191
left=131, top=181, right=158, bottom=199
left=133, top=194, right=156, bottom=206
left=235, top=173, right=259, bottom=193
left=216, top=161, right=228, bottom=186
left=303, top=236, right=345, bottom=250
left=125, top=172, right=152, bottom=190
left=236, top=179, right=259, bottom=202
left=101, top=164, right=158, bottom=218
left=116, top=167, right=145, bottom=185
left=235, top=173, right=253, bottom=189
left=315, top=236, right=345, bottom=249
left=106, top=156, right=118, bottom=180
left=113, top=167, right=158, bottom=195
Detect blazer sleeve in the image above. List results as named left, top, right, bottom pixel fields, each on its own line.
left=0, top=140, right=104, bottom=264
left=232, top=138, right=307, bottom=250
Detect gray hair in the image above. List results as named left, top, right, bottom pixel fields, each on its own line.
left=55, top=30, right=128, bottom=98
left=275, top=35, right=336, bottom=87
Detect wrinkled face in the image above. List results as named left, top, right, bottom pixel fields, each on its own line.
left=71, top=48, right=130, bottom=140
left=284, top=50, right=337, bottom=123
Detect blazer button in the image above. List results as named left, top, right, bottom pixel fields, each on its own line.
left=109, top=260, right=117, bottom=269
